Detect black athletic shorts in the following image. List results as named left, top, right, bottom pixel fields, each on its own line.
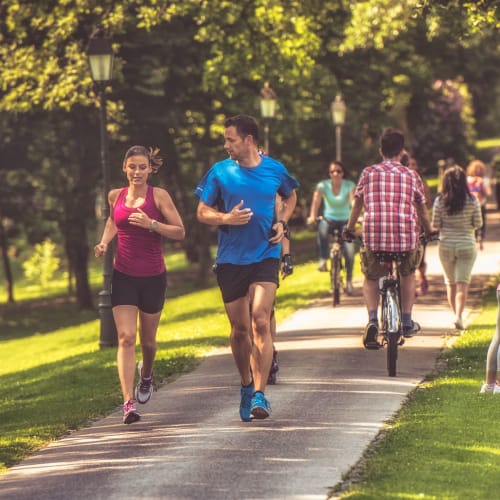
left=214, top=258, right=280, bottom=303
left=111, top=269, right=167, bottom=314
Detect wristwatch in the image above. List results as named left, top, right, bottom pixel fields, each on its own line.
left=278, top=220, right=290, bottom=239
left=150, top=219, right=158, bottom=232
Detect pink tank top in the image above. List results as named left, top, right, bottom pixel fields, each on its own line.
left=113, top=186, right=166, bottom=277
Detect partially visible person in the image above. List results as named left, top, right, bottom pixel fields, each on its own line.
left=466, top=159, right=491, bottom=250
left=307, top=161, right=356, bottom=294
left=95, top=145, right=185, bottom=424
left=267, top=217, right=293, bottom=385
left=195, top=114, right=299, bottom=421
left=480, top=284, right=500, bottom=393
left=432, top=165, right=482, bottom=330
left=343, top=128, right=432, bottom=349
left=409, top=155, right=433, bottom=295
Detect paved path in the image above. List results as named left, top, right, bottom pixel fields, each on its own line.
left=1, top=210, right=499, bottom=500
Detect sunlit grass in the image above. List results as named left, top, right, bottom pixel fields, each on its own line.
left=476, top=137, right=500, bottom=149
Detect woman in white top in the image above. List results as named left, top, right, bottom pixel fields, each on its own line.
left=432, top=165, right=482, bottom=330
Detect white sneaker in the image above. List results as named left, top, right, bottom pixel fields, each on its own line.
left=494, top=384, right=500, bottom=394
left=480, top=383, right=494, bottom=393
left=135, top=360, right=154, bottom=404
left=454, top=318, right=465, bottom=330
left=346, top=281, right=353, bottom=295
left=318, top=259, right=327, bottom=272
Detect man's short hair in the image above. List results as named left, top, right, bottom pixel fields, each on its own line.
left=224, top=114, right=259, bottom=142
left=380, top=128, right=405, bottom=158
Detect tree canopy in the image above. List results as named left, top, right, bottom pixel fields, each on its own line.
left=1, top=0, right=499, bottom=305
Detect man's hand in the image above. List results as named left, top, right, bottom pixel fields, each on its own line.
left=227, top=200, right=253, bottom=225
left=342, top=226, right=356, bottom=242
left=281, top=254, right=293, bottom=279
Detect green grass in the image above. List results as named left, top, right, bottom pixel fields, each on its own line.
left=0, top=232, right=336, bottom=473
left=333, top=281, right=500, bottom=499
left=476, top=137, right=500, bottom=150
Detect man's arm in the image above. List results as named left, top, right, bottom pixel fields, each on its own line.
left=197, top=200, right=253, bottom=226
left=415, top=201, right=432, bottom=236
left=345, top=196, right=363, bottom=232
left=269, top=190, right=297, bottom=244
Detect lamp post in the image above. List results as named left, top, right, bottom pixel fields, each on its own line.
left=331, top=95, right=346, bottom=162
left=259, top=82, right=277, bottom=154
left=87, top=26, right=117, bottom=347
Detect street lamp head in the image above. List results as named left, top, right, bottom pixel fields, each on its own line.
left=260, top=82, right=277, bottom=119
left=331, top=94, right=346, bottom=126
left=87, top=25, right=114, bottom=83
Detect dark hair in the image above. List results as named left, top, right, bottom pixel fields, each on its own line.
left=441, top=165, right=472, bottom=215
left=224, top=114, right=259, bottom=142
left=380, top=128, right=405, bottom=158
left=123, top=145, right=163, bottom=174
left=328, top=160, right=347, bottom=177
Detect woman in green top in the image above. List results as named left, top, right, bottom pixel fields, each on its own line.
left=307, top=160, right=356, bottom=294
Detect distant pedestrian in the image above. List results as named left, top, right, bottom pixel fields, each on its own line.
left=195, top=114, right=299, bottom=421
left=306, top=160, right=356, bottom=294
left=95, top=145, right=185, bottom=424
left=480, top=284, right=500, bottom=393
left=432, top=165, right=482, bottom=330
left=466, top=159, right=491, bottom=250
left=409, top=155, right=433, bottom=295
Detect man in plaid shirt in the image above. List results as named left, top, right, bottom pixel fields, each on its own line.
left=343, top=128, right=432, bottom=349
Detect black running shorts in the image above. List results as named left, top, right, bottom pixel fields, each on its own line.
left=214, top=258, right=280, bottom=303
left=111, top=269, right=167, bottom=314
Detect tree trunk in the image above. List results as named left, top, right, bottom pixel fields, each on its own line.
left=60, top=189, right=94, bottom=310
left=0, top=221, right=15, bottom=303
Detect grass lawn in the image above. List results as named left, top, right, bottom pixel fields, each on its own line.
left=332, top=281, right=500, bottom=499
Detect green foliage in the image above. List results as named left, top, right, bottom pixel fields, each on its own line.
left=22, top=239, right=61, bottom=289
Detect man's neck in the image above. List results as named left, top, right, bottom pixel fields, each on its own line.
left=238, top=149, right=262, bottom=167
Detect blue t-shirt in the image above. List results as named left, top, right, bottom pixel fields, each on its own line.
left=316, top=178, right=355, bottom=221
left=194, top=155, right=299, bottom=265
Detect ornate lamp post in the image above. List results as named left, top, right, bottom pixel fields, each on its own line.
left=259, top=82, right=277, bottom=154
left=331, top=95, right=347, bottom=162
left=87, top=26, right=117, bottom=347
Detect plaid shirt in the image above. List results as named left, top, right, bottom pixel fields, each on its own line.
left=354, top=160, right=426, bottom=252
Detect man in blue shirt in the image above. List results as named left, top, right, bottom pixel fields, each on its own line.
left=195, top=114, right=299, bottom=421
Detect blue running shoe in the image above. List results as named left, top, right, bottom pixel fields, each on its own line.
left=240, top=384, right=254, bottom=422
left=251, top=391, right=271, bottom=419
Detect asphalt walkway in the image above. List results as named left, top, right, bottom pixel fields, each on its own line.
left=1, top=209, right=499, bottom=500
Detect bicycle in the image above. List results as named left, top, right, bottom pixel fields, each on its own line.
left=343, top=230, right=439, bottom=377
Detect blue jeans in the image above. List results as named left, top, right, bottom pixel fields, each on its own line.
left=317, top=218, right=355, bottom=281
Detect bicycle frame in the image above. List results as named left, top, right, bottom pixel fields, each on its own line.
left=329, top=228, right=344, bottom=307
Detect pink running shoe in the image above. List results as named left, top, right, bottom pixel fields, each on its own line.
left=122, top=399, right=140, bottom=424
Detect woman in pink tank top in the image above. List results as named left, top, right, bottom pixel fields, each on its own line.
left=94, top=146, right=185, bottom=424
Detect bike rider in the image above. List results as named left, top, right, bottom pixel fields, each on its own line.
left=307, top=160, right=356, bottom=294
left=343, top=129, right=433, bottom=348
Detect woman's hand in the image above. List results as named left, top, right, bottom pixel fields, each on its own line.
left=128, top=208, right=152, bottom=229
left=94, top=242, right=107, bottom=258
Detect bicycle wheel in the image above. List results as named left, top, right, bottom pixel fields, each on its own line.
left=385, top=289, right=400, bottom=377
left=331, top=251, right=341, bottom=306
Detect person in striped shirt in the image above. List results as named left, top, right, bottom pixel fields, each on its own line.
left=432, top=165, right=483, bottom=330
left=343, top=128, right=432, bottom=349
